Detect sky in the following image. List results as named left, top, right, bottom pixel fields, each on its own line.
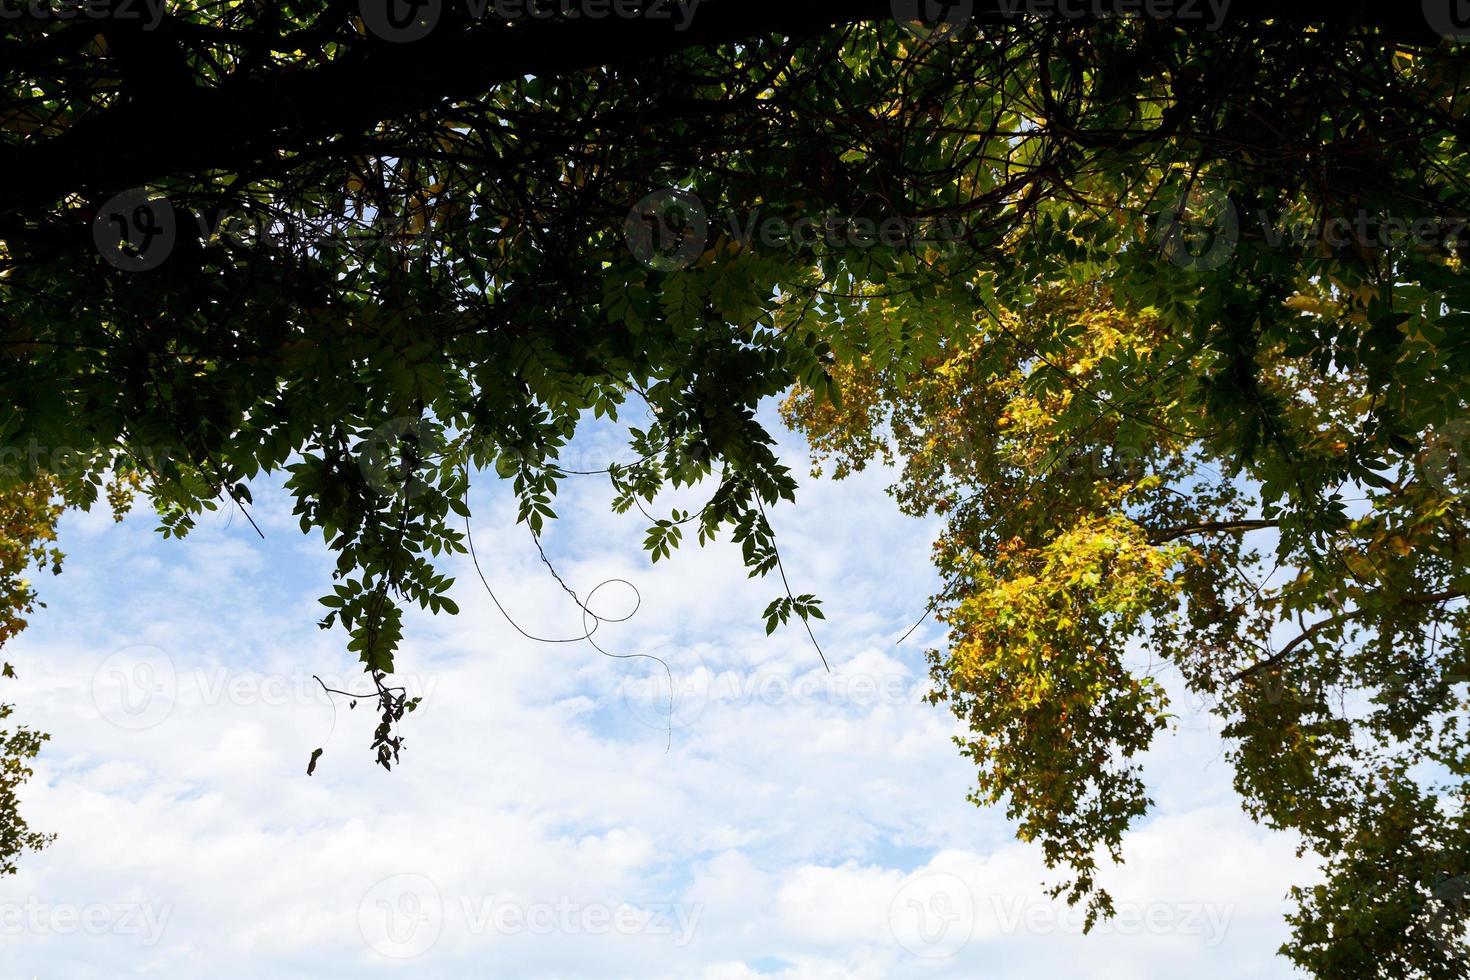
left=1, top=408, right=1316, bottom=978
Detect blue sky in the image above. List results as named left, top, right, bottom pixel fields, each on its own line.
left=1, top=409, right=1313, bottom=978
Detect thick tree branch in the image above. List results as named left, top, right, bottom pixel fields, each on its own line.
left=1232, top=588, right=1467, bottom=682
left=0, top=0, right=1441, bottom=219
left=1148, top=519, right=1279, bottom=543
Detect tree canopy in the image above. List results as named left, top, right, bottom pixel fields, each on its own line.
left=4, top=1, right=1470, bottom=973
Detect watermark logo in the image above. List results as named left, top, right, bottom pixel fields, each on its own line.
left=1419, top=418, right=1470, bottom=495
left=892, top=0, right=974, bottom=41
left=1153, top=181, right=1238, bottom=271
left=91, top=646, right=177, bottom=731
left=620, top=650, right=709, bottom=733
left=358, top=416, right=448, bottom=500
left=625, top=189, right=708, bottom=272
left=359, top=0, right=442, bottom=42
left=1428, top=874, right=1470, bottom=954
left=359, top=873, right=444, bottom=958
left=93, top=189, right=177, bottom=272
left=889, top=872, right=975, bottom=959
left=1425, top=0, right=1470, bottom=40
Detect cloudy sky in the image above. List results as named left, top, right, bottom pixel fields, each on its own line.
left=2, top=408, right=1314, bottom=978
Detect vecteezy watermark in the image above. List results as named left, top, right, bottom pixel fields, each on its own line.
left=621, top=651, right=930, bottom=733
left=1425, top=0, right=1470, bottom=40
left=624, top=189, right=709, bottom=272
left=988, top=895, right=1235, bottom=945
left=92, top=189, right=178, bottom=272
left=1154, top=196, right=1470, bottom=270
left=1255, top=210, right=1470, bottom=254
left=357, top=874, right=702, bottom=958
left=620, top=652, right=708, bottom=733
left=459, top=896, right=702, bottom=945
left=360, top=874, right=444, bottom=959
left=0, top=899, right=173, bottom=945
left=358, top=0, right=703, bottom=43
left=889, top=875, right=1233, bottom=958
left=1427, top=874, right=1469, bottom=955
left=624, top=188, right=971, bottom=271
left=995, top=0, right=1231, bottom=30
left=889, top=872, right=976, bottom=959
left=0, top=0, right=167, bottom=29
left=937, top=428, right=1147, bottom=485
left=0, top=440, right=177, bottom=483
left=357, top=416, right=449, bottom=500
left=893, top=0, right=1234, bottom=39
left=1419, top=418, right=1470, bottom=495
left=1152, top=182, right=1239, bottom=272
left=90, top=648, right=442, bottom=732
left=92, top=646, right=177, bottom=731
left=92, top=188, right=445, bottom=272
left=891, top=0, right=974, bottom=41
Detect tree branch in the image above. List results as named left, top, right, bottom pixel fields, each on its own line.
left=0, top=0, right=1440, bottom=219
left=1148, top=519, right=1279, bottom=544
left=1232, top=588, right=1467, bottom=682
